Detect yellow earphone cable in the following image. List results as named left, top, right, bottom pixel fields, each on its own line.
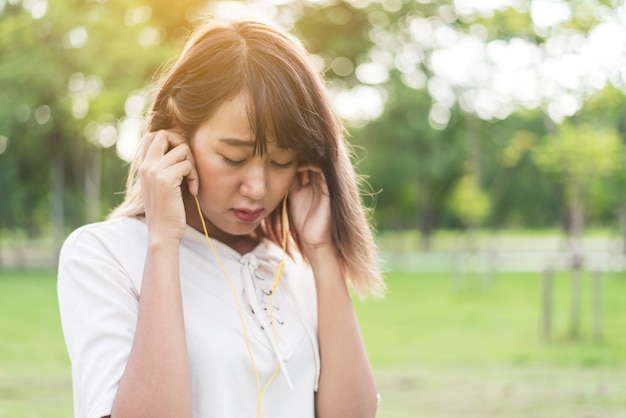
left=260, top=193, right=288, bottom=411
left=193, top=194, right=287, bottom=418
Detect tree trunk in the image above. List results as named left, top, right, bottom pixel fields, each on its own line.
left=418, top=200, right=434, bottom=251
left=542, top=267, right=553, bottom=341
left=619, top=203, right=626, bottom=256
left=568, top=181, right=584, bottom=340
left=593, top=270, right=603, bottom=342
left=85, top=144, right=102, bottom=223
left=51, top=130, right=64, bottom=270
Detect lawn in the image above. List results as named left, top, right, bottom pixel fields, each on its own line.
left=355, top=270, right=626, bottom=417
left=1, top=269, right=625, bottom=417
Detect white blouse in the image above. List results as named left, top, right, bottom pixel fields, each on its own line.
left=58, top=217, right=320, bottom=418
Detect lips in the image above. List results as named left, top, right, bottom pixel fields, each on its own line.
left=232, top=208, right=263, bottom=223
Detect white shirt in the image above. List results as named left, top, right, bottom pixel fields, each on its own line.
left=57, top=217, right=320, bottom=418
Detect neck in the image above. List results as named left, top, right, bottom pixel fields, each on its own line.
left=183, top=188, right=260, bottom=255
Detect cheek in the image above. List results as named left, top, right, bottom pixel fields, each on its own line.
left=195, top=157, right=228, bottom=190
left=275, top=169, right=298, bottom=191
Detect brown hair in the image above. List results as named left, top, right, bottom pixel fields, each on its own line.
left=109, top=20, right=384, bottom=298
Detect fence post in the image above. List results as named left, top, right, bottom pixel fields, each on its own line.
left=541, top=267, right=553, bottom=341
left=569, top=266, right=582, bottom=340
left=593, top=270, right=603, bottom=342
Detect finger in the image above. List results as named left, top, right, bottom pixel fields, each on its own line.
left=185, top=159, right=199, bottom=197
left=300, top=169, right=310, bottom=186
left=289, top=171, right=303, bottom=193
left=157, top=159, right=196, bottom=190
left=144, top=129, right=188, bottom=161
left=308, top=170, right=329, bottom=196
left=140, top=131, right=158, bottom=161
left=154, top=142, right=200, bottom=196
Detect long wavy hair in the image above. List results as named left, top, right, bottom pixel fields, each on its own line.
left=109, top=20, right=384, bottom=298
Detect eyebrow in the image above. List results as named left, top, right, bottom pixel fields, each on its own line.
left=219, top=138, right=255, bottom=147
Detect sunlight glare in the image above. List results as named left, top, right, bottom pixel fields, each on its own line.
left=530, top=0, right=571, bottom=33
left=332, top=85, right=385, bottom=124
left=453, top=0, right=516, bottom=17
left=35, top=105, right=51, bottom=125
left=72, top=97, right=89, bottom=120
left=124, top=94, right=146, bottom=119
left=428, top=103, right=450, bottom=130
left=208, top=1, right=277, bottom=24
left=22, top=0, right=47, bottom=19
left=124, top=6, right=152, bottom=26
left=137, top=27, right=163, bottom=47
left=0, top=136, right=8, bottom=155
left=65, top=27, right=88, bottom=49
left=116, top=118, right=142, bottom=162
left=96, top=124, right=117, bottom=148
left=356, top=62, right=389, bottom=85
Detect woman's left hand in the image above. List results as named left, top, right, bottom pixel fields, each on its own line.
left=288, top=164, right=333, bottom=251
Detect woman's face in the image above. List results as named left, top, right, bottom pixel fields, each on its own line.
left=187, top=93, right=299, bottom=245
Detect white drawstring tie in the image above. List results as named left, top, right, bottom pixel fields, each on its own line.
left=241, top=253, right=294, bottom=390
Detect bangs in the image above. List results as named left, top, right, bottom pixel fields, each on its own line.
left=243, top=57, right=327, bottom=164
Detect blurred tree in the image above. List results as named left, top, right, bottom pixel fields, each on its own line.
left=579, top=85, right=626, bottom=251
left=0, top=1, right=74, bottom=257
left=0, top=0, right=202, bottom=264
left=355, top=77, right=465, bottom=248
left=449, top=170, right=490, bottom=242
left=532, top=121, right=622, bottom=338
left=484, top=114, right=561, bottom=230
left=3, top=0, right=626, bottom=264
left=533, top=122, right=622, bottom=257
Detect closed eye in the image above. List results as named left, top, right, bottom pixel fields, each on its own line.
left=272, top=160, right=295, bottom=169
left=222, top=156, right=246, bottom=166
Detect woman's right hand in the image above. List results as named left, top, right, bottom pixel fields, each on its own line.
left=139, top=129, right=199, bottom=244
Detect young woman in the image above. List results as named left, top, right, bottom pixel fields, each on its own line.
left=58, top=19, right=384, bottom=418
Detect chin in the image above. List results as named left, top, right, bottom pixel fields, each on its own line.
left=217, top=220, right=260, bottom=237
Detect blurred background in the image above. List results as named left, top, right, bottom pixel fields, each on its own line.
left=1, top=0, right=626, bottom=417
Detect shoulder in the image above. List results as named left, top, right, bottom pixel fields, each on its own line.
left=61, top=217, right=147, bottom=256
left=59, top=217, right=148, bottom=282
left=62, top=216, right=147, bottom=244
left=57, top=218, right=147, bottom=299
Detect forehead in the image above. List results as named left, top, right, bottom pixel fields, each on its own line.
left=193, top=95, right=290, bottom=152
left=192, top=94, right=252, bottom=144
left=195, top=92, right=296, bottom=153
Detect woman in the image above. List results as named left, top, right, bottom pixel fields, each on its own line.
left=58, top=19, right=384, bottom=418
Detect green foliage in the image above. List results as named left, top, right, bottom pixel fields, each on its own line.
left=0, top=0, right=194, bottom=233
left=473, top=7, right=535, bottom=40
left=449, top=173, right=491, bottom=226
left=3, top=0, right=626, bottom=237
left=485, top=112, right=562, bottom=228
left=501, top=130, right=536, bottom=168
left=295, top=2, right=372, bottom=62
left=533, top=122, right=622, bottom=182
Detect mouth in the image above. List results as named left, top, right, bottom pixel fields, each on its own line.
left=232, top=208, right=263, bottom=223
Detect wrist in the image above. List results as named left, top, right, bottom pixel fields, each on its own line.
left=304, top=242, right=338, bottom=266
left=147, top=234, right=182, bottom=252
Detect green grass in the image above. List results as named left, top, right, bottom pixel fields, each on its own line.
left=354, top=271, right=626, bottom=417
left=0, top=270, right=72, bottom=418
left=356, top=271, right=626, bottom=367
left=2, top=269, right=626, bottom=417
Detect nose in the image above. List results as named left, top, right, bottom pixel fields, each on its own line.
left=239, top=161, right=267, bottom=200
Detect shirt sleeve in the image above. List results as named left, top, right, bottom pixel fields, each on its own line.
left=57, top=226, right=141, bottom=418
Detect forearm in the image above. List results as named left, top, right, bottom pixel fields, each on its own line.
left=309, top=245, right=378, bottom=418
left=111, top=240, right=192, bottom=418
